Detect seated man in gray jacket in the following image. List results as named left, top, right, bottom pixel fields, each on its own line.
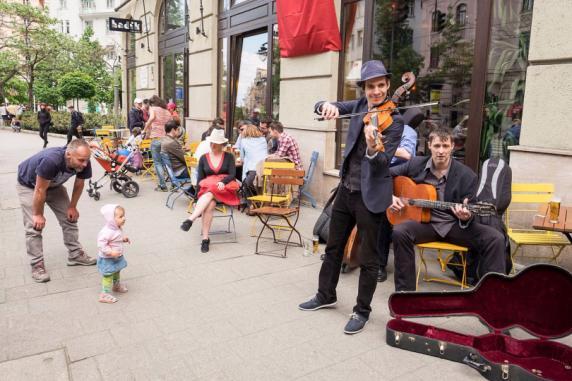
left=160, top=120, right=190, bottom=184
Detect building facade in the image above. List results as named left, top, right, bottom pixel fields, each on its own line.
left=46, top=0, right=122, bottom=66
left=117, top=0, right=571, bottom=205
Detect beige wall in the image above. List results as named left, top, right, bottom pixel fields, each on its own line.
left=511, top=0, right=572, bottom=203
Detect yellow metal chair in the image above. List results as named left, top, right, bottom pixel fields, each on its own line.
left=416, top=242, right=469, bottom=290
left=95, top=129, right=111, bottom=138
left=187, top=141, right=200, bottom=156
left=506, top=183, right=570, bottom=269
left=251, top=168, right=305, bottom=257
left=247, top=161, right=296, bottom=236
left=101, top=125, right=114, bottom=130
left=138, top=139, right=156, bottom=179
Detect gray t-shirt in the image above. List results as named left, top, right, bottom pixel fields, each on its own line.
left=17, top=147, right=92, bottom=189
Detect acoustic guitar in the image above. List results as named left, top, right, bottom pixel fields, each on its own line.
left=387, top=176, right=496, bottom=225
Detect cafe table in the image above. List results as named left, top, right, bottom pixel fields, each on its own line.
left=532, top=204, right=572, bottom=244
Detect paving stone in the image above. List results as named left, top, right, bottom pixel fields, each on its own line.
left=64, top=331, right=116, bottom=362
left=0, top=349, right=69, bottom=381
left=69, top=358, right=103, bottom=381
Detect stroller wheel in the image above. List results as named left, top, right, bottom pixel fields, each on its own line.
left=121, top=181, right=139, bottom=198
left=111, top=180, right=123, bottom=193
left=93, top=192, right=101, bottom=201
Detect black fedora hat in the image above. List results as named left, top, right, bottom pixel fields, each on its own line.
left=357, top=60, right=391, bottom=87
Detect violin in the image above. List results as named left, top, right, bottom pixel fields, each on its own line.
left=363, top=72, right=416, bottom=152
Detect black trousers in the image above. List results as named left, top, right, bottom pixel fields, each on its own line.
left=317, top=185, right=385, bottom=318
left=39, top=123, right=49, bottom=144
left=377, top=216, right=392, bottom=267
left=392, top=220, right=506, bottom=291
left=67, top=126, right=81, bottom=144
left=242, top=171, right=257, bottom=205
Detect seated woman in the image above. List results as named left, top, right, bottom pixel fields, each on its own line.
left=180, top=128, right=240, bottom=253
left=239, top=123, right=268, bottom=206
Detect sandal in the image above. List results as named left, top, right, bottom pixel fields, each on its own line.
left=112, top=283, right=128, bottom=293
left=99, top=293, right=118, bottom=303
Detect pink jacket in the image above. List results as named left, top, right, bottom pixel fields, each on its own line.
left=97, top=204, right=125, bottom=259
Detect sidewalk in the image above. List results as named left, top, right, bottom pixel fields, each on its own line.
left=0, top=130, right=495, bottom=380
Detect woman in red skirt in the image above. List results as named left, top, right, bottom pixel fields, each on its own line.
left=180, top=129, right=239, bottom=252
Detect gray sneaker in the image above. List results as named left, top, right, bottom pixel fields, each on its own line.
left=298, top=296, right=337, bottom=311
left=343, top=312, right=368, bottom=335
left=31, top=264, right=51, bottom=283
left=67, top=251, right=96, bottom=266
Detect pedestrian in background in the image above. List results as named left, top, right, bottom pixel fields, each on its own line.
left=128, top=98, right=145, bottom=132
left=66, top=105, right=84, bottom=145
left=97, top=204, right=130, bottom=304
left=143, top=95, right=172, bottom=192
left=37, top=102, right=52, bottom=148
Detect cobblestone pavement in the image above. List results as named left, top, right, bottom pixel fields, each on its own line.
left=1, top=129, right=562, bottom=380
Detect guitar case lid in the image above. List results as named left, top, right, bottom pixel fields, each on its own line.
left=388, top=264, right=572, bottom=339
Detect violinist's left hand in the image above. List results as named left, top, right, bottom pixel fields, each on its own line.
left=364, top=124, right=377, bottom=152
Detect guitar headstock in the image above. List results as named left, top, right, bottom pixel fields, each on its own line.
left=471, top=202, right=497, bottom=216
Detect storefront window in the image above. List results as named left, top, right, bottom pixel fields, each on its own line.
left=161, top=53, right=185, bottom=109
left=161, top=0, right=186, bottom=34
left=218, top=38, right=228, bottom=123
left=482, top=0, right=532, bottom=163
left=371, top=0, right=475, bottom=162
left=128, top=68, right=136, bottom=104
left=233, top=31, right=268, bottom=131
left=271, top=24, right=280, bottom=120
left=336, top=0, right=365, bottom=166
left=219, top=0, right=230, bottom=12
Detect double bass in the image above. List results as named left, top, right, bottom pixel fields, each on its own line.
left=343, top=72, right=417, bottom=268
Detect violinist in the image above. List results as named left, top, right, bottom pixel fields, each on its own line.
left=298, top=60, right=404, bottom=335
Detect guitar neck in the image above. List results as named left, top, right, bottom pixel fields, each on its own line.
left=409, top=199, right=461, bottom=210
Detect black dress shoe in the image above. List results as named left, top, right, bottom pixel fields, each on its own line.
left=377, top=266, right=387, bottom=283
left=180, top=219, right=193, bottom=231
left=201, top=238, right=210, bottom=253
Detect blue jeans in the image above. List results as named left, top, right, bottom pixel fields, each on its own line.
left=150, top=139, right=167, bottom=188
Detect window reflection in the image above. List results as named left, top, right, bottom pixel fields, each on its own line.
left=161, top=0, right=186, bottom=34
left=482, top=0, right=532, bottom=164
left=218, top=38, right=228, bottom=123
left=336, top=0, right=365, bottom=166
left=370, top=0, right=474, bottom=161
left=161, top=52, right=185, bottom=112
left=271, top=24, right=280, bottom=120
left=233, top=31, right=268, bottom=129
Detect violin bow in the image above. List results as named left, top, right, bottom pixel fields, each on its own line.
left=315, top=101, right=439, bottom=121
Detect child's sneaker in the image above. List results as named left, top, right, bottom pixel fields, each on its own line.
left=99, top=293, right=118, bottom=303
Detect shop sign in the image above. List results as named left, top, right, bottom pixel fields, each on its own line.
left=108, top=17, right=142, bottom=33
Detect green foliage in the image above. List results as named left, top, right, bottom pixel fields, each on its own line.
left=4, top=78, right=28, bottom=104
left=373, top=0, right=424, bottom=94
left=19, top=111, right=126, bottom=134
left=0, top=51, right=20, bottom=102
left=58, top=72, right=97, bottom=102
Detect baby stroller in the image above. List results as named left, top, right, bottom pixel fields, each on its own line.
left=87, top=143, right=140, bottom=201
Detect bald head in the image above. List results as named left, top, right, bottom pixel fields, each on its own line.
left=66, top=139, right=91, bottom=172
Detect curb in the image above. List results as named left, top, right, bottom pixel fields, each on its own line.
left=0, top=126, right=67, bottom=139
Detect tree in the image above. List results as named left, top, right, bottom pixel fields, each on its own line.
left=0, top=2, right=61, bottom=108
left=58, top=72, right=96, bottom=107
left=0, top=51, right=20, bottom=104
left=373, top=0, right=424, bottom=94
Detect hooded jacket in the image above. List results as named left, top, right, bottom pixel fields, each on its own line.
left=97, top=204, right=125, bottom=258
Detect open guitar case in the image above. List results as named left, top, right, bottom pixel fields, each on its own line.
left=386, top=264, right=572, bottom=380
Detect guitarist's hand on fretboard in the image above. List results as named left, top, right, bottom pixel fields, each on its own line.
left=451, top=198, right=472, bottom=221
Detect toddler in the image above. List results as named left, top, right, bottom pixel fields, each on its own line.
left=97, top=204, right=129, bottom=303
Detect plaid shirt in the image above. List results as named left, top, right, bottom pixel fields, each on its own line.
left=276, top=132, right=302, bottom=169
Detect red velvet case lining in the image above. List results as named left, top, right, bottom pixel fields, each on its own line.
left=387, top=265, right=572, bottom=380
left=387, top=319, right=572, bottom=380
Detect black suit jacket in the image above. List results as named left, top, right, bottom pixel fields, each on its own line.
left=390, top=156, right=478, bottom=217
left=128, top=107, right=145, bottom=131
left=316, top=97, right=404, bottom=213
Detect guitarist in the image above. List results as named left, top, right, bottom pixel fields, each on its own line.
left=389, top=127, right=506, bottom=291
left=298, top=60, right=403, bottom=335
